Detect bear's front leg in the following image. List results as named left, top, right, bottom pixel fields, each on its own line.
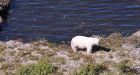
left=87, top=46, right=92, bottom=53
left=71, top=44, right=77, bottom=52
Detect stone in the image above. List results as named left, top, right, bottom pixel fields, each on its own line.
left=0, top=70, right=5, bottom=75
left=133, top=65, right=140, bottom=73
left=0, top=63, right=2, bottom=69
left=132, top=31, right=140, bottom=37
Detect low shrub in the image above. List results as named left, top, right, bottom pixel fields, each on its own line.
left=117, top=60, right=137, bottom=74
left=75, top=63, right=107, bottom=75
left=16, top=62, right=58, bottom=75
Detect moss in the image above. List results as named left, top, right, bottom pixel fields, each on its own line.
left=102, top=61, right=116, bottom=68
left=47, top=42, right=58, bottom=49
left=19, top=51, right=31, bottom=57
left=100, top=71, right=117, bottom=75
left=82, top=54, right=95, bottom=63
left=44, top=51, right=57, bottom=57
left=117, top=63, right=131, bottom=73
left=17, top=48, right=31, bottom=57
left=68, top=52, right=82, bottom=60
left=31, top=40, right=48, bottom=46
left=0, top=31, right=140, bottom=75
left=74, top=63, right=107, bottom=75
left=46, top=41, right=72, bottom=53
left=0, top=45, right=6, bottom=51
left=39, top=55, right=66, bottom=65
left=16, top=61, right=60, bottom=75
left=117, top=59, right=136, bottom=74
left=48, top=57, right=66, bottom=65
left=33, top=47, right=44, bottom=51
left=1, top=63, right=9, bottom=71
left=27, top=55, right=39, bottom=61
left=68, top=51, right=94, bottom=62
left=0, top=45, right=6, bottom=55
left=1, top=62, right=20, bottom=73
left=0, top=56, right=5, bottom=62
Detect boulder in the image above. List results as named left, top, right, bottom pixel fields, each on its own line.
left=0, top=0, right=10, bottom=23
left=132, top=30, right=140, bottom=37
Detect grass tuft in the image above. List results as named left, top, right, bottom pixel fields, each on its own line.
left=16, top=61, right=60, bottom=75
left=74, top=63, right=107, bottom=75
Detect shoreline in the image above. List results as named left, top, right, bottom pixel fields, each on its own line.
left=0, top=1, right=139, bottom=74
left=0, top=31, right=140, bottom=75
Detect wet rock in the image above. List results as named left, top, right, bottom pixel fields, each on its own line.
left=0, top=0, right=10, bottom=6
left=0, top=0, right=10, bottom=23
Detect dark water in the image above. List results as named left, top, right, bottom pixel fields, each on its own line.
left=1, top=0, right=140, bottom=42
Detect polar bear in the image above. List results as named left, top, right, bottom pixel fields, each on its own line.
left=71, top=36, right=99, bottom=53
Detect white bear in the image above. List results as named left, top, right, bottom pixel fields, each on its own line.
left=71, top=36, right=99, bottom=53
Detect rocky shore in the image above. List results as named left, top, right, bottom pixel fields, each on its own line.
left=0, top=0, right=10, bottom=23
left=0, top=31, right=140, bottom=75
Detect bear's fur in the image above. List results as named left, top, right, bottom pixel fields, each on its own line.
left=71, top=36, right=99, bottom=53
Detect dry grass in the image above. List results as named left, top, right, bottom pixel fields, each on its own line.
left=0, top=31, right=139, bottom=75
left=0, top=44, right=6, bottom=56
left=99, top=33, right=123, bottom=51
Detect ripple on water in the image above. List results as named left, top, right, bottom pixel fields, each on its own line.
left=0, top=0, right=140, bottom=42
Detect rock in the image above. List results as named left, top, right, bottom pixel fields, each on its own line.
left=31, top=51, right=42, bottom=57
left=56, top=51, right=84, bottom=75
left=0, top=63, right=2, bottom=69
left=131, top=48, right=140, bottom=60
left=4, top=55, right=16, bottom=63
left=0, top=70, right=5, bottom=75
left=0, top=0, right=10, bottom=23
left=22, top=60, right=37, bottom=65
left=0, top=0, right=10, bottom=6
left=38, top=45, right=49, bottom=50
left=122, top=44, right=136, bottom=49
left=133, top=65, right=140, bottom=73
left=132, top=30, right=140, bottom=37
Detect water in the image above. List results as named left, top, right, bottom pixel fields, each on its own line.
left=0, top=0, right=140, bottom=42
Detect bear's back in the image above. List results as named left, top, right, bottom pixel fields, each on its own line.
left=71, top=36, right=89, bottom=45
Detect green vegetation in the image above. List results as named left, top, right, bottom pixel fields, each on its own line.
left=117, top=60, right=137, bottom=75
left=17, top=62, right=60, bottom=75
left=50, top=57, right=66, bottom=65
left=0, top=44, right=6, bottom=55
left=74, top=63, right=107, bottom=75
left=0, top=31, right=140, bottom=75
